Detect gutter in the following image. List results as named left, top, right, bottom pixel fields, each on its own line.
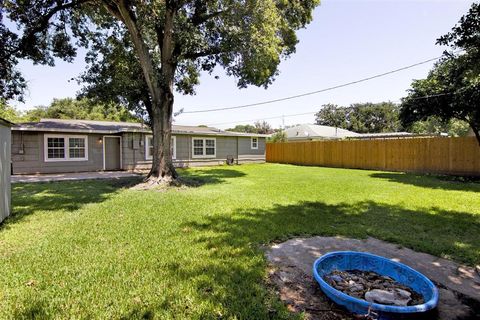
left=0, top=118, right=14, bottom=127
left=11, top=126, right=269, bottom=138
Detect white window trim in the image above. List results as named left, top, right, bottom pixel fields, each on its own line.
left=145, top=135, right=176, bottom=160
left=251, top=137, right=259, bottom=150
left=44, top=134, right=89, bottom=162
left=192, top=137, right=216, bottom=159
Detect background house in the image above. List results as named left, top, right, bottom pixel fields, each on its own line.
left=0, top=118, right=13, bottom=223
left=284, top=124, right=423, bottom=141
left=11, top=119, right=267, bottom=174
left=284, top=124, right=359, bottom=141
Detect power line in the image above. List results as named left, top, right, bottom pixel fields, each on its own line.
left=182, top=55, right=444, bottom=114
left=206, top=92, right=455, bottom=127
left=207, top=111, right=316, bottom=126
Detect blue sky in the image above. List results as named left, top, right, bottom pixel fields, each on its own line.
left=13, top=0, right=474, bottom=129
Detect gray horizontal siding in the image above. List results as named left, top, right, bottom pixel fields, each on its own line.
left=11, top=132, right=105, bottom=174
left=12, top=132, right=266, bottom=174
left=121, top=134, right=265, bottom=170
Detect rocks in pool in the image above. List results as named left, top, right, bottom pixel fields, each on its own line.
left=323, top=270, right=425, bottom=306
left=365, top=289, right=411, bottom=306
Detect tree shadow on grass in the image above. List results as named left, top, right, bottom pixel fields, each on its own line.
left=369, top=172, right=480, bottom=192
left=178, top=200, right=479, bottom=319
left=3, top=177, right=142, bottom=230
left=179, top=167, right=247, bottom=186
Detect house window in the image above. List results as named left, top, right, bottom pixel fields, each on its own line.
left=44, top=135, right=88, bottom=162
left=69, top=138, right=86, bottom=159
left=251, top=137, right=259, bottom=149
left=192, top=138, right=216, bottom=158
left=145, top=135, right=176, bottom=160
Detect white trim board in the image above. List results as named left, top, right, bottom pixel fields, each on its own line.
left=251, top=137, right=259, bottom=149
left=145, top=135, right=177, bottom=160
left=44, top=134, right=89, bottom=162
left=191, top=137, right=216, bottom=159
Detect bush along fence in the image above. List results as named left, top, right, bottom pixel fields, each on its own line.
left=266, top=137, right=480, bottom=176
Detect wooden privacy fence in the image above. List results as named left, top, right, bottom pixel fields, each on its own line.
left=266, top=137, right=480, bottom=176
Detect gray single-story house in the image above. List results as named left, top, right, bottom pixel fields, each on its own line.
left=1, top=117, right=13, bottom=223
left=11, top=119, right=267, bottom=174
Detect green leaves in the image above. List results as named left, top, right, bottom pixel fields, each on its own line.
left=401, top=2, right=480, bottom=143
left=315, top=102, right=402, bottom=134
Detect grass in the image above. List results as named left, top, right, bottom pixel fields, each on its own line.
left=0, top=164, right=479, bottom=319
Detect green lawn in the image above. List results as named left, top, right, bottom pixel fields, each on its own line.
left=1, top=164, right=479, bottom=319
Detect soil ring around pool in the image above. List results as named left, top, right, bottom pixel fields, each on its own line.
left=265, top=236, right=480, bottom=320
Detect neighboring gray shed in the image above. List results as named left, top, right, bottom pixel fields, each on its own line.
left=0, top=118, right=13, bottom=223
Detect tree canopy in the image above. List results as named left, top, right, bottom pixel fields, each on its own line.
left=2, top=0, right=320, bottom=182
left=315, top=102, right=402, bottom=134
left=0, top=98, right=139, bottom=123
left=268, top=130, right=287, bottom=143
left=400, top=2, right=480, bottom=144
left=226, top=121, right=274, bottom=134
left=226, top=124, right=258, bottom=133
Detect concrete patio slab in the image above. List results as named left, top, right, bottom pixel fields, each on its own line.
left=266, top=236, right=480, bottom=320
left=12, top=171, right=143, bottom=183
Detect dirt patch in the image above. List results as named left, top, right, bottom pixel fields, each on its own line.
left=130, top=176, right=203, bottom=191
left=268, top=265, right=352, bottom=320
left=266, top=236, right=480, bottom=320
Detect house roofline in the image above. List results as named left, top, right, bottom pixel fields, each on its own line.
left=0, top=117, right=14, bottom=127
left=12, top=125, right=269, bottom=138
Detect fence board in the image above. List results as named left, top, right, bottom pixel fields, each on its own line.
left=266, top=137, right=480, bottom=176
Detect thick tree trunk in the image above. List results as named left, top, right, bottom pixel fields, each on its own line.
left=470, top=123, right=480, bottom=146
left=147, top=90, right=178, bottom=182
left=108, top=1, right=179, bottom=184
left=145, top=5, right=178, bottom=183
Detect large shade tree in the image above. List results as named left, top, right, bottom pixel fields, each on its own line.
left=400, top=2, right=480, bottom=145
left=2, top=0, right=320, bottom=183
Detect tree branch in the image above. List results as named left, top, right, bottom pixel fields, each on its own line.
left=189, top=0, right=229, bottom=26
left=182, top=46, right=224, bottom=60
left=6, top=0, right=88, bottom=58
left=191, top=9, right=227, bottom=26
left=102, top=1, right=124, bottom=22
left=109, top=0, right=162, bottom=103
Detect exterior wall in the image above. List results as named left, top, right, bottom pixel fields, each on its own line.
left=238, top=137, right=266, bottom=163
left=11, top=131, right=266, bottom=174
left=0, top=124, right=11, bottom=223
left=122, top=133, right=266, bottom=171
left=11, top=131, right=106, bottom=174
left=121, top=132, right=149, bottom=171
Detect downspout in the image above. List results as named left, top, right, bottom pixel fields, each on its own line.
left=236, top=136, right=239, bottom=165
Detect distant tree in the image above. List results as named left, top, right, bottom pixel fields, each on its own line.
left=315, top=104, right=347, bottom=129
left=409, top=117, right=470, bottom=137
left=254, top=120, right=273, bottom=134
left=226, top=124, right=257, bottom=133
left=315, top=102, right=401, bottom=133
left=0, top=99, right=21, bottom=122
left=268, top=130, right=287, bottom=143
left=349, top=102, right=402, bottom=133
left=21, top=98, right=139, bottom=122
left=400, top=2, right=480, bottom=144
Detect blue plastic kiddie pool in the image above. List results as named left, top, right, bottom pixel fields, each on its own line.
left=313, top=251, right=438, bottom=319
